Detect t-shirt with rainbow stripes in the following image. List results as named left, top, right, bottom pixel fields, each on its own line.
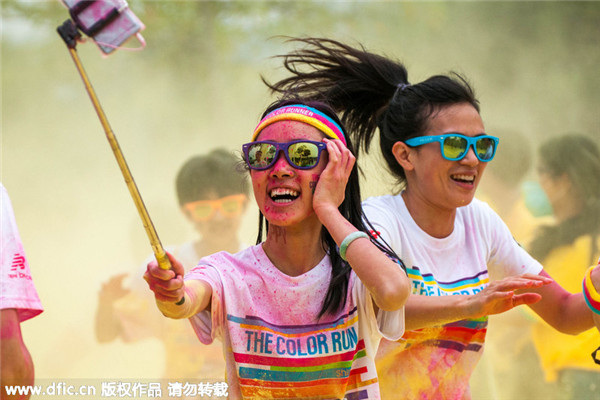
left=185, top=244, right=405, bottom=399
left=362, top=194, right=543, bottom=399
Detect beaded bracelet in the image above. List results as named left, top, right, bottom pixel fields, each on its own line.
left=582, top=266, right=600, bottom=315
left=339, top=231, right=369, bottom=261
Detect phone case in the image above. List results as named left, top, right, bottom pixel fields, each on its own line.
left=62, top=0, right=145, bottom=54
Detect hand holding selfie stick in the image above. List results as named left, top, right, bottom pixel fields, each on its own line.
left=57, top=14, right=171, bottom=271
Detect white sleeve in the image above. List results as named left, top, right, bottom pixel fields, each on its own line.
left=0, top=184, right=43, bottom=321
left=352, top=273, right=405, bottom=342
left=362, top=197, right=402, bottom=255
left=481, top=203, right=544, bottom=279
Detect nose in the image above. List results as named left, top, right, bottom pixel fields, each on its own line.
left=270, top=150, right=295, bottom=178
left=460, top=144, right=480, bottom=166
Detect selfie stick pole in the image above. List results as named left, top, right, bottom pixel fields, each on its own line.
left=57, top=19, right=172, bottom=271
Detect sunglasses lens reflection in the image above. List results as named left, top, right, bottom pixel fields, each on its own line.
left=443, top=136, right=496, bottom=161
left=443, top=136, right=468, bottom=160
left=248, top=143, right=277, bottom=169
left=476, top=138, right=496, bottom=160
left=246, top=142, right=322, bottom=169
left=287, top=142, right=320, bottom=168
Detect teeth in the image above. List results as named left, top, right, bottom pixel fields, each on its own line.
left=452, top=174, right=475, bottom=182
left=269, top=188, right=299, bottom=203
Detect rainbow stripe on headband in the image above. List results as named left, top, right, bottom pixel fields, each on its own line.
left=251, top=104, right=347, bottom=146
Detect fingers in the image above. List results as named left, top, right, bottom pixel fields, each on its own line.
left=323, top=138, right=355, bottom=179
left=512, top=293, right=543, bottom=307
left=143, top=255, right=185, bottom=302
left=488, top=274, right=553, bottom=292
left=110, top=272, right=129, bottom=284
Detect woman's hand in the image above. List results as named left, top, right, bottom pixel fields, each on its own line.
left=143, top=252, right=185, bottom=303
left=465, top=273, right=553, bottom=319
left=312, top=138, right=355, bottom=218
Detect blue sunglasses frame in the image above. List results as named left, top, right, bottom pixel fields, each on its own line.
left=242, top=140, right=327, bottom=170
left=404, top=133, right=499, bottom=162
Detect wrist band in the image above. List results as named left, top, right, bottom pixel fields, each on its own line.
left=584, top=266, right=600, bottom=302
left=339, top=231, right=369, bottom=261
left=582, top=266, right=600, bottom=315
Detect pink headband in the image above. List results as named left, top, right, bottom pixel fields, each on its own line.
left=251, top=104, right=347, bottom=146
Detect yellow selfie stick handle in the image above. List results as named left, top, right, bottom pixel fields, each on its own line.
left=60, top=30, right=171, bottom=271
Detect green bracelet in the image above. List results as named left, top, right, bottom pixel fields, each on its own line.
left=339, top=231, right=369, bottom=261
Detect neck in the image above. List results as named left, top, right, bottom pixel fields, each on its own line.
left=262, top=222, right=326, bottom=277
left=402, top=190, right=456, bottom=238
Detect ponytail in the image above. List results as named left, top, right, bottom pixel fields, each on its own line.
left=267, top=37, right=479, bottom=185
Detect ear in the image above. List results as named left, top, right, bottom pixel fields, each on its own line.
left=392, top=141, right=415, bottom=172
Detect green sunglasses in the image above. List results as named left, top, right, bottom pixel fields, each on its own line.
left=405, top=133, right=499, bottom=162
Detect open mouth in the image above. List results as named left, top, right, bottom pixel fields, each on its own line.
left=451, top=174, right=475, bottom=185
left=270, top=188, right=300, bottom=203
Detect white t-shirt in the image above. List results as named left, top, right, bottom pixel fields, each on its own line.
left=362, top=194, right=543, bottom=399
left=0, top=183, right=43, bottom=321
left=186, top=244, right=405, bottom=400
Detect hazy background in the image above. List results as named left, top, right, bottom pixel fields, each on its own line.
left=2, top=0, right=599, bottom=398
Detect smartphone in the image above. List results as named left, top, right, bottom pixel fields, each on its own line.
left=61, top=0, right=145, bottom=54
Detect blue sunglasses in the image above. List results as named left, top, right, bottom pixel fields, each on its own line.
left=404, top=133, right=499, bottom=162
left=242, top=140, right=327, bottom=170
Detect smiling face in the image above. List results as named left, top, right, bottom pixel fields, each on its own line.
left=251, top=120, right=327, bottom=228
left=403, top=102, right=488, bottom=212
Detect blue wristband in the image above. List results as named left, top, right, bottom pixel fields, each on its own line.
left=339, top=231, right=369, bottom=261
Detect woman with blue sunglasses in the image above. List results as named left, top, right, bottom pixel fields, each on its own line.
left=144, top=99, right=410, bottom=399
left=267, top=38, right=600, bottom=399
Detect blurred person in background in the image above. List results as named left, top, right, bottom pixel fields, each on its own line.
left=528, top=133, right=600, bottom=399
left=1, top=183, right=44, bottom=400
left=94, top=149, right=249, bottom=380
left=473, top=129, right=552, bottom=400
left=477, top=128, right=547, bottom=246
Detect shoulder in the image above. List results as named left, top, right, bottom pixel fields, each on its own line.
left=363, top=194, right=402, bottom=208
left=362, top=194, right=404, bottom=219
left=200, top=245, right=260, bottom=266
left=459, top=198, right=504, bottom=224
left=190, top=245, right=261, bottom=278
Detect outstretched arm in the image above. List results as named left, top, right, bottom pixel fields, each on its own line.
left=313, top=139, right=410, bottom=312
left=143, top=252, right=212, bottom=319
left=526, top=269, right=595, bottom=335
left=403, top=273, right=552, bottom=331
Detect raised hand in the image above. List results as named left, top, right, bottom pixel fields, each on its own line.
left=312, top=138, right=355, bottom=216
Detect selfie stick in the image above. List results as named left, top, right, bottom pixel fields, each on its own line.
left=57, top=19, right=172, bottom=271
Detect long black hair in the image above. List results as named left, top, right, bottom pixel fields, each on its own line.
left=529, top=134, right=600, bottom=264
left=265, top=37, right=480, bottom=187
left=251, top=98, right=403, bottom=318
